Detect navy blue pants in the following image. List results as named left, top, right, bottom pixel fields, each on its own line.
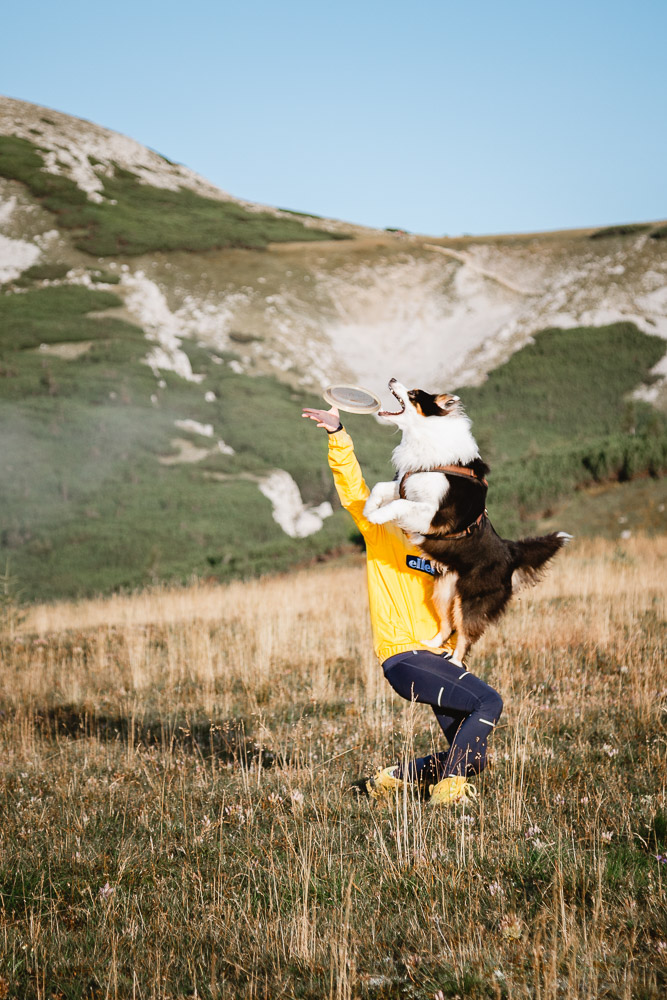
left=382, top=649, right=503, bottom=782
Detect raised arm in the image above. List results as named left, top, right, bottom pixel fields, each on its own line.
left=302, top=406, right=380, bottom=538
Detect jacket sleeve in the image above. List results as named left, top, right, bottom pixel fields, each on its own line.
left=327, top=428, right=380, bottom=539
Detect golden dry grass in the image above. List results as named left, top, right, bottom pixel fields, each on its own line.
left=0, top=537, right=666, bottom=999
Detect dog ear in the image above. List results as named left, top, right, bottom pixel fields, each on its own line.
left=435, top=393, right=460, bottom=413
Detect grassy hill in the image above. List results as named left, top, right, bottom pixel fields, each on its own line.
left=1, top=275, right=665, bottom=601
left=0, top=135, right=348, bottom=255
left=0, top=98, right=666, bottom=602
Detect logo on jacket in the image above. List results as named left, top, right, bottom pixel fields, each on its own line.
left=406, top=555, right=435, bottom=576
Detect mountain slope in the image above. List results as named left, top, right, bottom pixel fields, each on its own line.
left=1, top=97, right=666, bottom=601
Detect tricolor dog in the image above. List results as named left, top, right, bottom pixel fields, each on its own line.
left=364, top=379, right=571, bottom=665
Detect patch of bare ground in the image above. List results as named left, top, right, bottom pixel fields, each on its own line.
left=1, top=536, right=665, bottom=998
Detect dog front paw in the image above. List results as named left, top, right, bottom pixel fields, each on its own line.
left=363, top=497, right=380, bottom=519
left=366, top=506, right=393, bottom=525
left=364, top=482, right=399, bottom=519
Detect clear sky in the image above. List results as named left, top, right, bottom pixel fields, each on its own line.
left=3, top=0, right=666, bottom=235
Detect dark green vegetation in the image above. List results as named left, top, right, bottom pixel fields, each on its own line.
left=460, top=322, right=667, bottom=534
left=0, top=285, right=127, bottom=350
left=588, top=222, right=667, bottom=240
left=589, top=223, right=652, bottom=239
left=0, top=547, right=665, bottom=999
left=463, top=323, right=665, bottom=457
left=14, top=262, right=70, bottom=285
left=0, top=280, right=665, bottom=601
left=0, top=285, right=393, bottom=601
left=0, top=136, right=347, bottom=255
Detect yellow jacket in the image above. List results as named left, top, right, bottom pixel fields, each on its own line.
left=328, top=428, right=457, bottom=662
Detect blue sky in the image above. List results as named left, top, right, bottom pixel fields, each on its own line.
left=4, top=0, right=666, bottom=235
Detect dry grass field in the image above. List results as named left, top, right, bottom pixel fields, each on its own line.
left=0, top=537, right=666, bottom=999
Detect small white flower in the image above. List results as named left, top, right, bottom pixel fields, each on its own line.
left=487, top=881, right=503, bottom=897
left=554, top=794, right=565, bottom=806
left=223, top=804, right=247, bottom=826
left=601, top=831, right=614, bottom=842
left=602, top=744, right=619, bottom=758
left=457, top=814, right=475, bottom=826
left=98, top=882, right=115, bottom=901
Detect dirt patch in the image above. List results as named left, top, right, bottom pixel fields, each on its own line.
left=34, top=340, right=94, bottom=360
left=159, top=437, right=214, bottom=464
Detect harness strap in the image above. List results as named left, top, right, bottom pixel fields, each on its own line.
left=424, top=509, right=488, bottom=541
left=399, top=465, right=489, bottom=541
left=398, top=464, right=488, bottom=499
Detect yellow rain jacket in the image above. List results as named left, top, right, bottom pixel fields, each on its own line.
left=328, top=427, right=457, bottom=663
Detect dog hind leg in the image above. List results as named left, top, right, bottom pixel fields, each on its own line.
left=422, top=572, right=456, bottom=649
left=451, top=591, right=494, bottom=666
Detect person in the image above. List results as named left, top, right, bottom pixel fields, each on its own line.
left=302, top=404, right=503, bottom=805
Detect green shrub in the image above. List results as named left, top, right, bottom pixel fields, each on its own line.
left=88, top=269, right=121, bottom=284
left=589, top=223, right=651, bottom=239
left=14, top=262, right=70, bottom=286
left=0, top=286, right=129, bottom=352
left=489, top=430, right=667, bottom=533
left=459, top=322, right=667, bottom=464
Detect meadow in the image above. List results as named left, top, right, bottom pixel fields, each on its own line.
left=0, top=536, right=665, bottom=999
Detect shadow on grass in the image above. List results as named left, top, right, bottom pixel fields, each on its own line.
left=26, top=704, right=277, bottom=768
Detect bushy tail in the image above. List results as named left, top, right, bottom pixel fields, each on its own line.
left=510, top=531, right=572, bottom=589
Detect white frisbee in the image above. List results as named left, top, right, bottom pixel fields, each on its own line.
left=322, top=384, right=382, bottom=414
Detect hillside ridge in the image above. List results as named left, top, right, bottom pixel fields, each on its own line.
left=1, top=96, right=666, bottom=398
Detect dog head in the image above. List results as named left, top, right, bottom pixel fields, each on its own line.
left=379, top=379, right=465, bottom=426
left=380, top=379, right=478, bottom=472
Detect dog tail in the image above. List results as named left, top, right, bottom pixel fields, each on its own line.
left=510, top=531, right=572, bottom=589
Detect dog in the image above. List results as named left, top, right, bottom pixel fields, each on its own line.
left=363, top=379, right=571, bottom=665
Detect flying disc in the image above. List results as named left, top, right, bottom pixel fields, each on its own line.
left=322, top=384, right=382, bottom=414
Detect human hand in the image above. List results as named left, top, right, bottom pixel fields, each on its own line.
left=301, top=406, right=341, bottom=431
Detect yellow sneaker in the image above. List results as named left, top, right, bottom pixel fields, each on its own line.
left=428, top=775, right=477, bottom=806
left=366, top=765, right=403, bottom=800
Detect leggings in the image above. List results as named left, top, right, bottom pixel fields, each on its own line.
left=382, top=649, right=503, bottom=782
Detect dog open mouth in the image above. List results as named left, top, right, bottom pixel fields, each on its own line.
left=378, top=379, right=406, bottom=417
